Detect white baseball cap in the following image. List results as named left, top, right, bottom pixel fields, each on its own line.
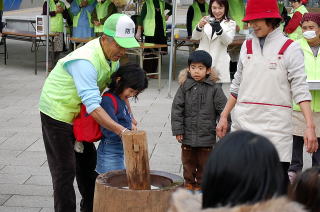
left=103, top=13, right=140, bottom=48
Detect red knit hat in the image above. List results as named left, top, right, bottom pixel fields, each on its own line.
left=242, top=0, right=282, bottom=22
left=301, top=13, right=320, bottom=26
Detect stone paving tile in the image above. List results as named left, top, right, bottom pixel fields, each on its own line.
left=0, top=184, right=52, bottom=196
left=0, top=194, right=12, bottom=205
left=0, top=133, right=40, bottom=151
left=0, top=150, right=21, bottom=159
left=25, top=175, right=52, bottom=186
left=39, top=208, right=54, bottom=212
left=2, top=151, right=46, bottom=167
left=4, top=195, right=53, bottom=208
left=0, top=119, right=32, bottom=128
left=0, top=165, right=49, bottom=175
left=0, top=173, right=30, bottom=184
left=0, top=206, right=41, bottom=212
left=0, top=131, right=17, bottom=138
left=26, top=139, right=45, bottom=152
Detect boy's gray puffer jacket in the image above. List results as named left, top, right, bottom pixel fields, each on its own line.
left=171, top=69, right=227, bottom=147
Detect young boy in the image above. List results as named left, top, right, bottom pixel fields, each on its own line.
left=171, top=50, right=228, bottom=191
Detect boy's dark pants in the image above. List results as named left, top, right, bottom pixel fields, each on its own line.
left=289, top=135, right=320, bottom=173
left=41, top=112, right=98, bottom=212
left=181, top=144, right=212, bottom=187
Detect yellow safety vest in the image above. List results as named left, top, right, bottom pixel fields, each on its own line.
left=143, top=0, right=166, bottom=36
left=191, top=2, right=208, bottom=32
left=288, top=5, right=308, bottom=40
left=39, top=38, right=119, bottom=123
left=293, top=38, right=320, bottom=112
left=49, top=0, right=65, bottom=33
left=73, top=0, right=94, bottom=28
left=228, top=0, right=245, bottom=30
left=94, top=0, right=111, bottom=33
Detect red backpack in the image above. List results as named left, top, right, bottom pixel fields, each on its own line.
left=73, top=93, right=118, bottom=143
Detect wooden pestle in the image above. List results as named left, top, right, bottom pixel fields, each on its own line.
left=122, top=130, right=151, bottom=190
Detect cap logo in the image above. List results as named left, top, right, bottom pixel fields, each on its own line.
left=125, top=28, right=135, bottom=35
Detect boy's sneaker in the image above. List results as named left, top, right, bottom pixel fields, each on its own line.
left=184, top=183, right=194, bottom=191
left=193, top=185, right=202, bottom=193
left=288, top=171, right=297, bottom=184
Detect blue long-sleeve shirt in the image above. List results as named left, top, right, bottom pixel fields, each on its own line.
left=100, top=92, right=132, bottom=143
left=65, top=59, right=101, bottom=114
left=65, top=59, right=120, bottom=114
left=70, top=0, right=96, bottom=38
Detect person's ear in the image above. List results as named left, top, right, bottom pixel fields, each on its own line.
left=206, top=67, right=212, bottom=75
left=116, top=77, right=121, bottom=84
left=188, top=66, right=191, bottom=73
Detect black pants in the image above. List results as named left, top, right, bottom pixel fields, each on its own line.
left=288, top=135, right=320, bottom=173
left=40, top=112, right=98, bottom=212
left=281, top=162, right=290, bottom=191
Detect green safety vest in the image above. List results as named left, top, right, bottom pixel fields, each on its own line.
left=143, top=0, right=166, bottom=36
left=228, top=0, right=245, bottom=30
left=94, top=0, right=111, bottom=33
left=191, top=2, right=208, bottom=32
left=49, top=0, right=65, bottom=33
left=0, top=0, right=3, bottom=11
left=293, top=38, right=320, bottom=112
left=73, top=0, right=94, bottom=28
left=39, top=38, right=119, bottom=123
left=288, top=5, right=308, bottom=40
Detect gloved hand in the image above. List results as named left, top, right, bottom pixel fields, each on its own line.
left=74, top=141, right=84, bottom=153
left=210, top=21, right=223, bottom=38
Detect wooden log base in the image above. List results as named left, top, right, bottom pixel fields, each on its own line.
left=93, top=170, right=183, bottom=212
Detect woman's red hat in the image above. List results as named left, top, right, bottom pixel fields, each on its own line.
left=242, top=0, right=282, bottom=22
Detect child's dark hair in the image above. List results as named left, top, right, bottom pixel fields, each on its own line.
left=188, top=50, right=212, bottom=69
left=202, top=130, right=285, bottom=208
left=108, top=64, right=148, bottom=99
left=289, top=167, right=320, bottom=212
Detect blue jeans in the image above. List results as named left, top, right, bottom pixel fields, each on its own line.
left=96, top=139, right=125, bottom=174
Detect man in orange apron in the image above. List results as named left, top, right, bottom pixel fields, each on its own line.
left=216, top=0, right=318, bottom=183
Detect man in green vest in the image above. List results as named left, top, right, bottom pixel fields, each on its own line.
left=288, top=12, right=320, bottom=183
left=42, top=0, right=66, bottom=68
left=91, top=0, right=117, bottom=37
left=285, top=0, right=308, bottom=40
left=39, top=14, right=139, bottom=212
left=186, top=0, right=209, bottom=38
left=135, top=0, right=172, bottom=75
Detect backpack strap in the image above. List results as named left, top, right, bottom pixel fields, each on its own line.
left=246, top=39, right=253, bottom=54
left=103, top=92, right=118, bottom=114
left=278, top=39, right=294, bottom=55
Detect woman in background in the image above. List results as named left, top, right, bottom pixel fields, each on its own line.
left=192, top=0, right=236, bottom=95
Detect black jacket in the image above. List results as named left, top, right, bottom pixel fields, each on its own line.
left=171, top=70, right=227, bottom=147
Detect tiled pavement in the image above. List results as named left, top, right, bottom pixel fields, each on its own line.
left=0, top=7, right=313, bottom=212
